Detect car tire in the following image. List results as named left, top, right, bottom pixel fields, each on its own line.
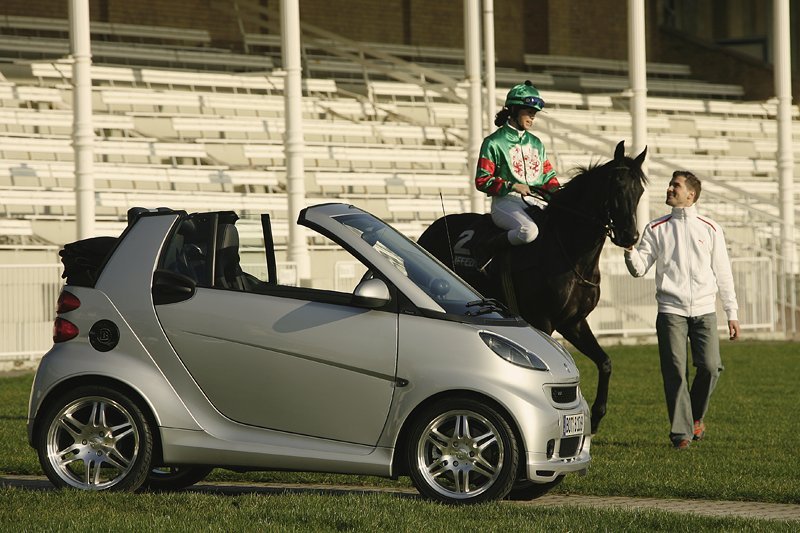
left=36, top=385, right=153, bottom=491
left=144, top=466, right=214, bottom=491
left=505, top=475, right=564, bottom=501
left=406, top=397, right=518, bottom=504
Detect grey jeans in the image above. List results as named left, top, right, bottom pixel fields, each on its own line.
left=655, top=312, right=723, bottom=442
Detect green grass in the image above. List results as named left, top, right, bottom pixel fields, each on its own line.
left=563, top=340, right=800, bottom=503
left=1, top=341, right=798, bottom=530
left=0, top=486, right=795, bottom=532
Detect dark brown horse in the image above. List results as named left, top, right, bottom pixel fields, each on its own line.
left=417, top=141, right=647, bottom=433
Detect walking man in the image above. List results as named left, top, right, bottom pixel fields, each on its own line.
left=624, top=170, right=740, bottom=449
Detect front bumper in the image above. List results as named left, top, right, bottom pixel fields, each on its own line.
left=526, top=434, right=591, bottom=482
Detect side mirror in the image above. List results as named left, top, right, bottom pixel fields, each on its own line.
left=352, top=278, right=391, bottom=308
left=152, top=269, right=196, bottom=305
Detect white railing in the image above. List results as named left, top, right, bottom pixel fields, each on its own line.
left=589, top=256, right=775, bottom=336
left=0, top=256, right=783, bottom=365
left=241, top=261, right=299, bottom=286
left=0, top=264, right=62, bottom=363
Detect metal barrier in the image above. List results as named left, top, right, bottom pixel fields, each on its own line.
left=0, top=264, right=62, bottom=363
left=0, top=256, right=782, bottom=365
left=334, top=260, right=368, bottom=292
left=242, top=261, right=299, bottom=286
left=590, top=256, right=775, bottom=336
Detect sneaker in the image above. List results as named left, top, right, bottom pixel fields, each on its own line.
left=693, top=420, right=706, bottom=441
left=672, top=438, right=691, bottom=450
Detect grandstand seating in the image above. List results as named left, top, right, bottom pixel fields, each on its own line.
left=0, top=15, right=798, bottom=270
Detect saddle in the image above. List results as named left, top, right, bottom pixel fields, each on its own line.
left=453, top=205, right=548, bottom=275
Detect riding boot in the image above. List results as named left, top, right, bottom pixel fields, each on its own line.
left=475, top=232, right=512, bottom=274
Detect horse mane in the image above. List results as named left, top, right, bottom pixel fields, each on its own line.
left=549, top=156, right=648, bottom=206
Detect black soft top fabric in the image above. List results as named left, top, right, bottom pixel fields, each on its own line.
left=59, top=236, right=119, bottom=287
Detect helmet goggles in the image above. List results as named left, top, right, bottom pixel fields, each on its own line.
left=520, top=95, right=545, bottom=110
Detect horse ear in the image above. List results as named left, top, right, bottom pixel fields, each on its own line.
left=634, top=146, right=648, bottom=166
left=614, top=140, right=625, bottom=160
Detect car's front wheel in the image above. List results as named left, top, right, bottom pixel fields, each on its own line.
left=36, top=385, right=153, bottom=491
left=406, top=397, right=518, bottom=504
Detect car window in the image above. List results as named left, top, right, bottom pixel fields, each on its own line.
left=332, top=213, right=498, bottom=316
left=161, top=213, right=260, bottom=291
left=161, top=216, right=213, bottom=286
left=160, top=213, right=386, bottom=308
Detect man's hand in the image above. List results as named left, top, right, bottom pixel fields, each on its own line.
left=728, top=320, right=740, bottom=341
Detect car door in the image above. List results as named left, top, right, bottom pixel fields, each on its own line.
left=156, top=289, right=398, bottom=445
left=154, top=214, right=398, bottom=446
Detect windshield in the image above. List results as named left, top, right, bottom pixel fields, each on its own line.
left=332, top=213, right=508, bottom=318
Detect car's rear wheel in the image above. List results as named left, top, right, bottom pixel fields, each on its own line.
left=506, top=475, right=564, bottom=500
left=406, top=397, right=518, bottom=504
left=36, top=386, right=153, bottom=491
left=144, top=466, right=214, bottom=491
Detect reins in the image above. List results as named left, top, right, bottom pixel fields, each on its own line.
left=554, top=227, right=604, bottom=288
left=525, top=187, right=614, bottom=238
left=525, top=169, right=625, bottom=288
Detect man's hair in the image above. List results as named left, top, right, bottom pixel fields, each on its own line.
left=673, top=170, right=702, bottom=202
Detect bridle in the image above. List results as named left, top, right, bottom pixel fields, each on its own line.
left=526, top=167, right=627, bottom=239
left=526, top=163, right=636, bottom=287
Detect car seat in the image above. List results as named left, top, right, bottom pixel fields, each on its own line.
left=175, top=219, right=209, bottom=284
left=214, top=223, right=247, bottom=290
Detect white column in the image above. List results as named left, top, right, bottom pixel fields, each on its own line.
left=482, top=0, right=496, bottom=134
left=774, top=0, right=796, bottom=275
left=465, top=0, right=483, bottom=212
left=281, top=0, right=310, bottom=282
left=774, top=0, right=796, bottom=334
left=628, top=0, right=649, bottom=233
left=69, top=0, right=94, bottom=239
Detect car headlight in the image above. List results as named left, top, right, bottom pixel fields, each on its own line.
left=479, top=331, right=549, bottom=371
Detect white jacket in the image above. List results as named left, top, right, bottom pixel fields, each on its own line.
left=624, top=204, right=738, bottom=321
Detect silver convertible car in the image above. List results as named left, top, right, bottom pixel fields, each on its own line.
left=28, top=203, right=591, bottom=504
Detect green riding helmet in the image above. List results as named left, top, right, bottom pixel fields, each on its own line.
left=504, top=81, right=545, bottom=111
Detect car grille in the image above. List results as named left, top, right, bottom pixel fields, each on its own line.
left=550, top=386, right=577, bottom=404
left=559, top=436, right=582, bottom=458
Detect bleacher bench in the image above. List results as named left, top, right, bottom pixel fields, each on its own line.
left=524, top=54, right=692, bottom=77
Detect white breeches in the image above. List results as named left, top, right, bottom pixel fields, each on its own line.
left=490, top=194, right=542, bottom=245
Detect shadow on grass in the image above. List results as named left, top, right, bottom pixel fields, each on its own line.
left=188, top=482, right=420, bottom=499
left=0, top=475, right=420, bottom=500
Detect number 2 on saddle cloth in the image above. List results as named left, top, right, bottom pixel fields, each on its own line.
left=451, top=203, right=547, bottom=273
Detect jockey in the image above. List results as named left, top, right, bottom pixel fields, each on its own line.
left=474, top=80, right=560, bottom=273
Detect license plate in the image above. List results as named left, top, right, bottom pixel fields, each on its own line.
left=562, top=414, right=584, bottom=437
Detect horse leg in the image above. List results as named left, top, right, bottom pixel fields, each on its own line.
left=557, top=319, right=611, bottom=434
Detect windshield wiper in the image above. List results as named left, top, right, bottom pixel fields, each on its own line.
left=465, top=298, right=508, bottom=316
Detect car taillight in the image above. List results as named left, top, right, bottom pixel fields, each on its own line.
left=57, top=291, right=81, bottom=313
left=53, top=317, right=79, bottom=342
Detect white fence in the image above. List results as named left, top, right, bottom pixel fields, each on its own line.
left=0, top=256, right=781, bottom=366
left=0, top=264, right=62, bottom=363
left=589, top=256, right=775, bottom=337
left=333, top=255, right=777, bottom=337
